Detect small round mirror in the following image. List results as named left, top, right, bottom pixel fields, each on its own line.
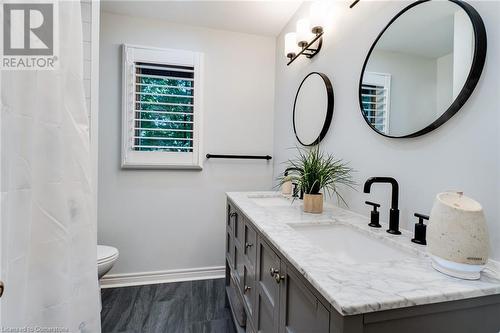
left=293, top=72, right=334, bottom=146
left=359, top=0, right=486, bottom=138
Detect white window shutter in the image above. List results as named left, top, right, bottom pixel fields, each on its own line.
left=121, top=44, right=204, bottom=169
left=361, top=72, right=391, bottom=134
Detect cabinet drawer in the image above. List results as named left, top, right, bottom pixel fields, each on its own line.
left=235, top=244, right=245, bottom=290
left=235, top=211, right=245, bottom=246
left=244, top=222, right=257, bottom=266
left=245, top=319, right=256, bottom=333
left=228, top=273, right=247, bottom=328
left=227, top=203, right=236, bottom=233
left=226, top=231, right=235, bottom=269
left=243, top=264, right=255, bottom=318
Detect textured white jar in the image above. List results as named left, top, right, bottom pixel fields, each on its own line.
left=428, top=192, right=490, bottom=279
left=282, top=180, right=293, bottom=195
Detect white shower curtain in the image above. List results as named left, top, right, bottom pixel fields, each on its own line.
left=0, top=1, right=100, bottom=332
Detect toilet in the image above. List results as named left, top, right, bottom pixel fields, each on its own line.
left=97, top=245, right=119, bottom=280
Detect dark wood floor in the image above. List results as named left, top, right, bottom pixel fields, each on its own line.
left=101, top=278, right=236, bottom=333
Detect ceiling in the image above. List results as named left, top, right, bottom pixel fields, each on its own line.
left=101, top=0, right=303, bottom=37
left=376, top=1, right=462, bottom=59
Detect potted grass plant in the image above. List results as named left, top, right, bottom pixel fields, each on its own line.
left=278, top=146, right=355, bottom=213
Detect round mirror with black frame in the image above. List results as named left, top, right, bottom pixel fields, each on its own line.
left=293, top=72, right=334, bottom=146
left=359, top=0, right=486, bottom=138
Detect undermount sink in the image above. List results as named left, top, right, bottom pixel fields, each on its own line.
left=249, top=195, right=294, bottom=207
left=290, top=224, right=412, bottom=264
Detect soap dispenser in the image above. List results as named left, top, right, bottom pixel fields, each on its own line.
left=365, top=201, right=381, bottom=228
left=411, top=213, right=429, bottom=245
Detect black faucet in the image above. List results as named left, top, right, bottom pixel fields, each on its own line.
left=284, top=167, right=304, bottom=199
left=363, top=177, right=401, bottom=235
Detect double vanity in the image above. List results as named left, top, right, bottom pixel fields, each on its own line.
left=223, top=1, right=496, bottom=331
left=225, top=192, right=500, bottom=333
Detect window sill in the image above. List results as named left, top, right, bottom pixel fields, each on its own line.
left=121, top=163, right=203, bottom=171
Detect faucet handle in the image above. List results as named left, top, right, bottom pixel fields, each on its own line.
left=411, top=213, right=429, bottom=245
left=414, top=213, right=429, bottom=223
left=365, top=201, right=381, bottom=228
left=365, top=201, right=380, bottom=210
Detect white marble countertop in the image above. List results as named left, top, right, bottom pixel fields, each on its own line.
left=226, top=191, right=500, bottom=316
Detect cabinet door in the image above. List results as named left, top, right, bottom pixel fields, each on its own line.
left=227, top=203, right=232, bottom=230
left=244, top=222, right=257, bottom=266
left=243, top=263, right=255, bottom=318
left=226, top=230, right=234, bottom=269
left=279, top=264, right=330, bottom=333
left=255, top=239, right=281, bottom=333
left=235, top=244, right=245, bottom=290
left=227, top=202, right=237, bottom=233
left=246, top=319, right=256, bottom=333
left=235, top=213, right=245, bottom=246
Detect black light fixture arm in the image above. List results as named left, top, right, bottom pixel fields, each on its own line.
left=350, top=0, right=360, bottom=8
left=287, top=32, right=323, bottom=66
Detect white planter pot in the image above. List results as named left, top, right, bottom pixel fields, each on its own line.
left=303, top=193, right=323, bottom=214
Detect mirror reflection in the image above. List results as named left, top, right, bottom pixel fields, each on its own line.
left=361, top=1, right=476, bottom=137
left=293, top=72, right=333, bottom=146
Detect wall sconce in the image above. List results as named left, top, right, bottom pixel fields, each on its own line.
left=285, top=2, right=325, bottom=66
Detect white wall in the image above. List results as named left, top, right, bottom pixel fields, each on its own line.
left=99, top=11, right=275, bottom=275
left=366, top=50, right=437, bottom=136
left=436, top=52, right=453, bottom=115
left=273, top=1, right=500, bottom=260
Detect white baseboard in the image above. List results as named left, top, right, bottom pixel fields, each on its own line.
left=100, top=266, right=225, bottom=289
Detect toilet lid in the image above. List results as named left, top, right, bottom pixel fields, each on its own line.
left=97, top=245, right=119, bottom=263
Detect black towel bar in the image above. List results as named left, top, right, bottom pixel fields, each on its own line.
left=206, top=154, right=272, bottom=160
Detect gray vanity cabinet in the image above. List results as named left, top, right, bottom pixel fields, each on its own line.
left=279, top=264, right=330, bottom=333
left=226, top=198, right=500, bottom=333
left=227, top=201, right=330, bottom=333
left=227, top=202, right=260, bottom=331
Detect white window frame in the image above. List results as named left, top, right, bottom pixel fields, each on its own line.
left=362, top=71, right=391, bottom=134
left=121, top=44, right=204, bottom=169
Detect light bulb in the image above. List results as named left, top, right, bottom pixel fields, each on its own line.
left=310, top=1, right=327, bottom=34
left=284, top=32, right=299, bottom=58
left=296, top=19, right=313, bottom=47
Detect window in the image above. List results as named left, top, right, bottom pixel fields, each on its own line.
left=361, top=72, right=391, bottom=134
left=121, top=44, right=203, bottom=169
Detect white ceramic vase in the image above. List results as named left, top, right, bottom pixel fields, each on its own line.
left=427, top=192, right=490, bottom=280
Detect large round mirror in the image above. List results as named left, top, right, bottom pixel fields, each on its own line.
left=293, top=72, right=334, bottom=146
left=359, top=0, right=486, bottom=138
